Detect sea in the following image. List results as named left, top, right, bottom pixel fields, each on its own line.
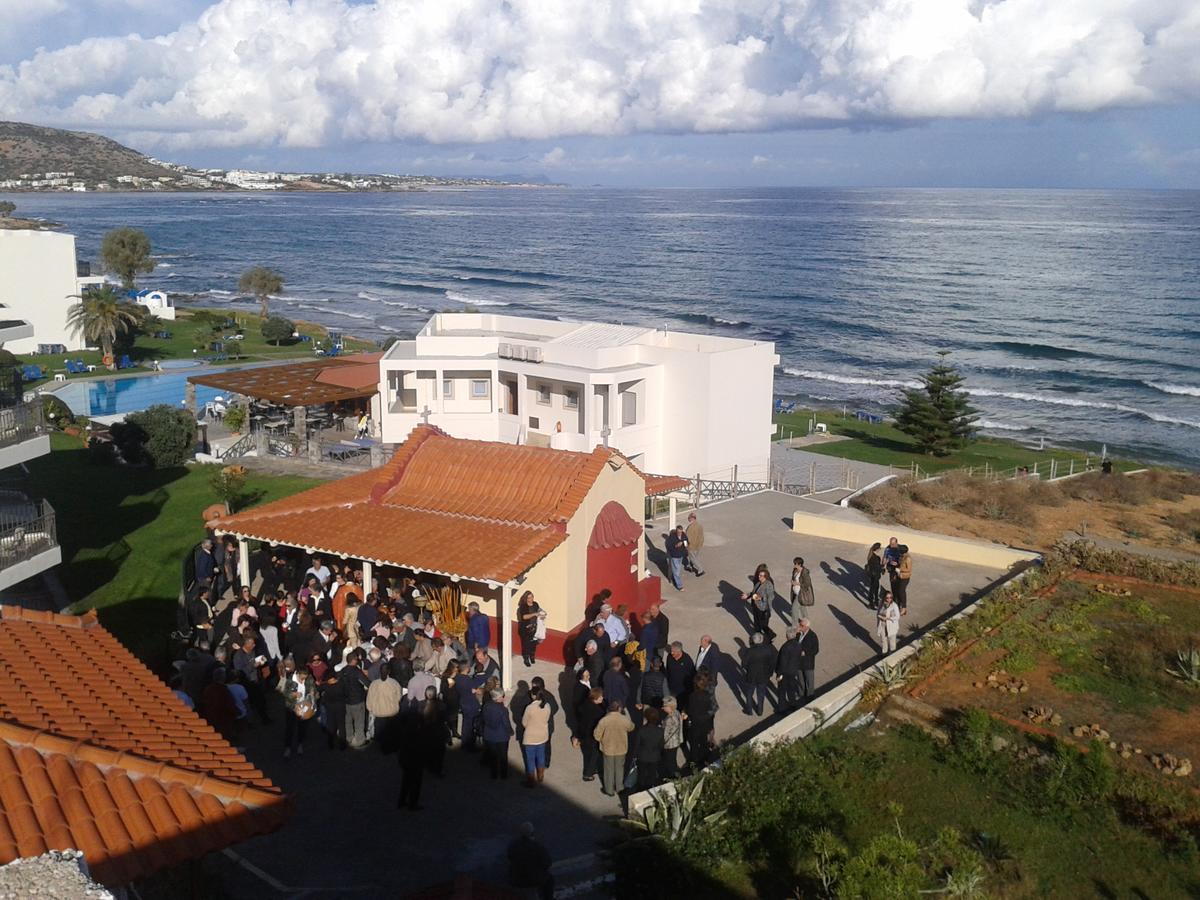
left=5, top=188, right=1198, bottom=468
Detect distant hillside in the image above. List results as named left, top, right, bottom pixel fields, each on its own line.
left=0, top=121, right=176, bottom=181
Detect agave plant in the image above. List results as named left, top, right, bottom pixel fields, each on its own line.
left=860, top=660, right=911, bottom=707
left=632, top=774, right=726, bottom=842
left=1166, top=646, right=1200, bottom=685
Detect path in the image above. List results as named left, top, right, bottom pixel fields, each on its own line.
left=771, top=443, right=895, bottom=494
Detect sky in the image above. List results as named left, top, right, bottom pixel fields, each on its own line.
left=0, top=0, right=1198, bottom=188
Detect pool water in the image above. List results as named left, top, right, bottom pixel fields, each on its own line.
left=54, top=373, right=222, bottom=417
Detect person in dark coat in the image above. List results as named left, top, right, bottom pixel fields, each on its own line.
left=638, top=654, right=668, bottom=709
left=581, top=639, right=606, bottom=685
left=194, top=540, right=216, bottom=588
left=648, top=603, right=670, bottom=657
left=572, top=686, right=605, bottom=781
left=637, top=613, right=659, bottom=665
left=634, top=707, right=665, bottom=790
left=796, top=618, right=820, bottom=700
left=507, top=822, right=553, bottom=900
left=683, top=671, right=716, bottom=770
left=602, top=656, right=631, bottom=711
left=396, top=703, right=426, bottom=810
left=466, top=601, right=491, bottom=651
left=481, top=690, right=514, bottom=779
left=775, top=627, right=804, bottom=711
left=419, top=685, right=448, bottom=776
left=453, top=662, right=481, bottom=750
left=741, top=632, right=777, bottom=716
left=665, top=642, right=696, bottom=700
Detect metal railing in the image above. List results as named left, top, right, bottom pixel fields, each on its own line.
left=0, top=402, right=46, bottom=451
left=0, top=499, right=58, bottom=570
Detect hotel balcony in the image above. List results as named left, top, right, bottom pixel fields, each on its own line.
left=0, top=400, right=51, bottom=471
left=0, top=497, right=60, bottom=593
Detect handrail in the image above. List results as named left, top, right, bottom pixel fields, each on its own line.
left=0, top=499, right=58, bottom=570
left=0, top=401, right=46, bottom=450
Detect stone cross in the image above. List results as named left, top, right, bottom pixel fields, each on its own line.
left=419, top=405, right=433, bottom=424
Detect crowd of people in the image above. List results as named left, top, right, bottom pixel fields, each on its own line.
left=172, top=524, right=917, bottom=817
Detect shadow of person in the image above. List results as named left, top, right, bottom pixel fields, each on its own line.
left=822, top=558, right=868, bottom=604
left=828, top=603, right=879, bottom=654
left=556, top=667, right=581, bottom=735
left=644, top=532, right=669, bottom=578
left=716, top=580, right=754, bottom=633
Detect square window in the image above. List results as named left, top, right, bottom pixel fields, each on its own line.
left=536, top=384, right=551, bottom=406
left=442, top=379, right=454, bottom=399
left=564, top=389, right=579, bottom=409
left=471, top=379, right=490, bottom=398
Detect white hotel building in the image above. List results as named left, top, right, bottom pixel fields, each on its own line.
left=379, top=313, right=779, bottom=480
left=0, top=230, right=106, bottom=355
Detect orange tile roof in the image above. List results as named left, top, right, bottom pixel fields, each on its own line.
left=213, top=426, right=638, bottom=583
left=0, top=607, right=288, bottom=885
left=188, top=354, right=380, bottom=407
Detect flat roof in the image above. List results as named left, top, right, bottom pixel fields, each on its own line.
left=188, top=355, right=380, bottom=407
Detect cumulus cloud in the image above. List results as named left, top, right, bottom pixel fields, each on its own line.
left=0, top=0, right=1197, bottom=150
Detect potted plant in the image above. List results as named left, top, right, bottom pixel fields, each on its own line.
left=223, top=404, right=247, bottom=435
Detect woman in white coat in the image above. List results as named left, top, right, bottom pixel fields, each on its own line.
left=876, top=591, right=900, bottom=654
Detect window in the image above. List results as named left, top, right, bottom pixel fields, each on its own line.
left=536, top=383, right=551, bottom=406
left=621, top=390, right=637, bottom=427
left=442, top=378, right=454, bottom=399
left=471, top=379, right=490, bottom=399
left=564, top=388, right=579, bottom=409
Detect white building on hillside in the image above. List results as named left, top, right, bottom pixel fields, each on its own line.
left=0, top=231, right=105, bottom=355
left=379, top=313, right=779, bottom=481
left=129, top=289, right=177, bottom=320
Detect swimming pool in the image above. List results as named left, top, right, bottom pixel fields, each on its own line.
left=54, top=372, right=222, bottom=417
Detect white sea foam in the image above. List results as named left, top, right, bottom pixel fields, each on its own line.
left=274, top=294, right=331, bottom=303
left=444, top=290, right=509, bottom=306
left=782, top=368, right=921, bottom=389
left=713, top=316, right=747, bottom=326
left=206, top=289, right=233, bottom=296
left=977, top=419, right=1031, bottom=432
left=969, top=388, right=1200, bottom=429
left=1145, top=381, right=1200, bottom=397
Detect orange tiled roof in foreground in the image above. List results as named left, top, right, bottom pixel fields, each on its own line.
left=0, top=607, right=288, bottom=886
left=213, top=425, right=672, bottom=584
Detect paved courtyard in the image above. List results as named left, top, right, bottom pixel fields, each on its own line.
left=211, top=491, right=1016, bottom=898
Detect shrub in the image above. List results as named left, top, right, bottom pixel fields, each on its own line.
left=40, top=394, right=74, bottom=427
left=1164, top=510, right=1200, bottom=544
left=113, top=404, right=196, bottom=467
left=222, top=405, right=247, bottom=433
left=851, top=480, right=913, bottom=523
left=261, top=315, right=295, bottom=346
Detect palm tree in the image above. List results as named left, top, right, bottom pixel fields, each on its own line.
left=67, top=287, right=140, bottom=368
left=238, top=266, right=284, bottom=319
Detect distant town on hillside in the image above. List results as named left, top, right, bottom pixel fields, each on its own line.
left=0, top=121, right=559, bottom=193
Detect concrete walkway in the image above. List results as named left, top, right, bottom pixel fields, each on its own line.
left=771, top=443, right=896, bottom=493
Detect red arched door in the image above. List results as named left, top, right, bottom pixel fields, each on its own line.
left=586, top=500, right=641, bottom=619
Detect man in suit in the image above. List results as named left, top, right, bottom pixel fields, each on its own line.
left=647, top=604, right=670, bottom=659
left=695, top=634, right=720, bottom=674
left=741, top=632, right=777, bottom=716
left=795, top=618, right=820, bottom=700
left=775, top=626, right=803, bottom=711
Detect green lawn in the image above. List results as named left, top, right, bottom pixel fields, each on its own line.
left=774, top=407, right=1134, bottom=475
left=16, top=307, right=378, bottom=388
left=27, top=433, right=318, bottom=666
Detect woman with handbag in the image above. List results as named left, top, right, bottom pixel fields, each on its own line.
left=790, top=557, right=815, bottom=626
left=517, top=591, right=543, bottom=667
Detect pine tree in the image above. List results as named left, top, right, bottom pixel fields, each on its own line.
left=894, top=352, right=978, bottom=456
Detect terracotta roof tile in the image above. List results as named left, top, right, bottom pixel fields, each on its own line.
left=0, top=609, right=289, bottom=885
left=215, top=426, right=620, bottom=581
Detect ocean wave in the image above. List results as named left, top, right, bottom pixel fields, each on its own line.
left=205, top=289, right=233, bottom=296
left=1145, top=381, right=1200, bottom=397
left=782, top=368, right=921, bottom=389
left=969, top=388, right=1200, bottom=430
left=379, top=280, right=445, bottom=295
left=677, top=312, right=751, bottom=329
left=451, top=274, right=547, bottom=290
left=990, top=341, right=1103, bottom=361
left=273, top=294, right=332, bottom=303
left=444, top=290, right=508, bottom=306
left=977, top=419, right=1032, bottom=432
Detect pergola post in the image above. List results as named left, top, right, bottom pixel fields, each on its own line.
left=500, top=583, right=516, bottom=692
left=361, top=560, right=373, bottom=600
left=668, top=495, right=678, bottom=530
left=293, top=405, right=307, bottom=444
left=185, top=381, right=196, bottom=417
left=237, top=538, right=252, bottom=591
